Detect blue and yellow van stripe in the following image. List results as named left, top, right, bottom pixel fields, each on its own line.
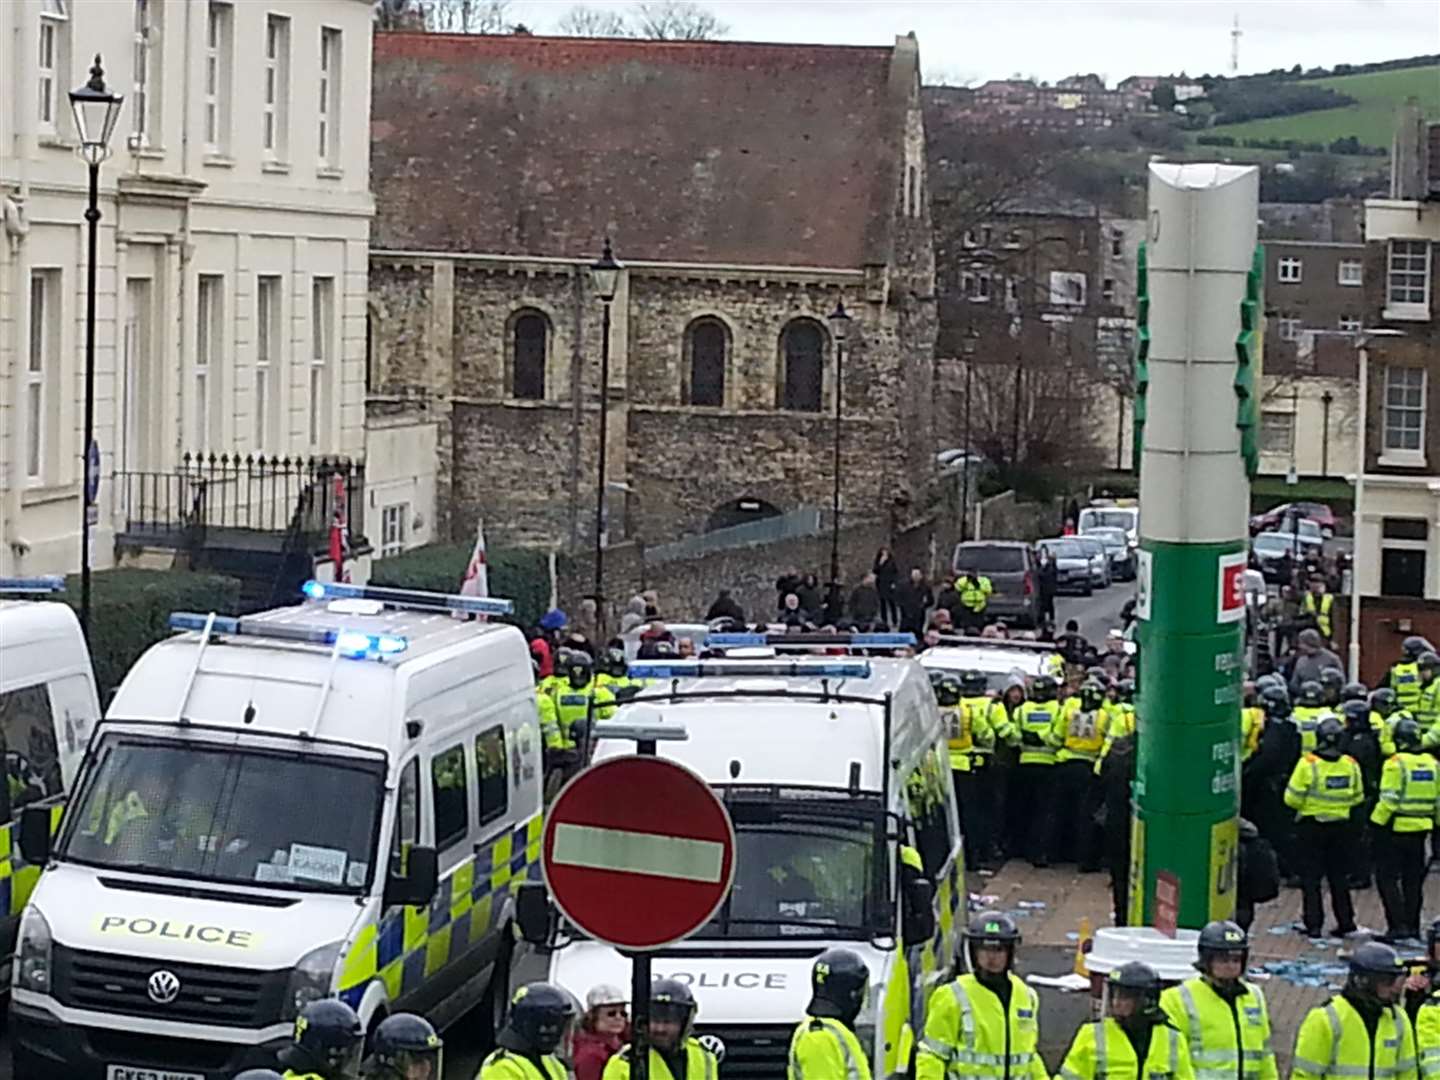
left=0, top=802, right=66, bottom=917
left=339, top=813, right=543, bottom=1009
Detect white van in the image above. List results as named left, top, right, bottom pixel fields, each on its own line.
left=528, top=637, right=964, bottom=1079
left=0, top=579, right=98, bottom=982
left=1076, top=504, right=1139, bottom=547
left=9, top=582, right=543, bottom=1078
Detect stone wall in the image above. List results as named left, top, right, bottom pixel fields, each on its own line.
left=974, top=490, right=1066, bottom=541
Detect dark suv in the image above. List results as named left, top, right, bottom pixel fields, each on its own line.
left=950, top=541, right=1041, bottom=628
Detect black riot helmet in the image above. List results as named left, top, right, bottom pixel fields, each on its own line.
left=964, top=911, right=1021, bottom=981
left=1116, top=679, right=1135, bottom=704
left=808, top=948, right=870, bottom=1025
left=599, top=647, right=628, bottom=679
left=1315, top=715, right=1345, bottom=759
left=365, top=1014, right=443, bottom=1080
left=1341, top=700, right=1373, bottom=730
left=566, top=651, right=595, bottom=689
left=649, top=978, right=698, bottom=1051
left=928, top=669, right=947, bottom=692
left=1298, top=680, right=1324, bottom=708
left=1108, top=961, right=1163, bottom=1020
left=1319, top=668, right=1345, bottom=697
left=935, top=676, right=962, bottom=708
left=1255, top=672, right=1285, bottom=695
left=1394, top=717, right=1424, bottom=753
left=1370, top=688, right=1399, bottom=718
left=1029, top=675, right=1058, bottom=702
left=1341, top=681, right=1369, bottom=704
left=1080, top=681, right=1106, bottom=710
left=1195, top=921, right=1249, bottom=987
left=1260, top=684, right=1292, bottom=719
left=277, top=999, right=364, bottom=1079
left=1346, top=942, right=1408, bottom=1006
left=504, top=983, right=576, bottom=1055
left=1404, top=636, right=1433, bottom=660
left=1423, top=652, right=1440, bottom=676
left=961, top=670, right=988, bottom=696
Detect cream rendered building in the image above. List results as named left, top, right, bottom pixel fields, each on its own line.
left=0, top=0, right=374, bottom=577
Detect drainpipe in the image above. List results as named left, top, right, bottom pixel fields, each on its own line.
left=4, top=3, right=38, bottom=564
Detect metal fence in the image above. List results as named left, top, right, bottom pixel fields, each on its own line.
left=115, top=452, right=366, bottom=548
left=646, top=507, right=828, bottom=564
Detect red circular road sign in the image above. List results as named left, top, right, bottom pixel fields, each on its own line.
left=542, top=755, right=736, bottom=951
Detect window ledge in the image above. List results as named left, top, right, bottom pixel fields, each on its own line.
left=37, top=134, right=75, bottom=151
left=1384, top=303, right=1432, bottom=322
left=203, top=152, right=235, bottom=169
left=130, top=145, right=166, bottom=160
left=1378, top=452, right=1429, bottom=469
left=261, top=159, right=292, bottom=175
left=316, top=165, right=344, bottom=180
left=20, top=482, right=79, bottom=507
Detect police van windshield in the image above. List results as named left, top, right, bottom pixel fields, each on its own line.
left=696, top=803, right=885, bottom=939
left=60, top=735, right=385, bottom=894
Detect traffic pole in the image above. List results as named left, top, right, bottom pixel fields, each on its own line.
left=1130, top=162, right=1260, bottom=927
left=629, top=732, right=657, bottom=1080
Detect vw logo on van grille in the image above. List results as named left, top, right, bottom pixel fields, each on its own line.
left=147, top=969, right=181, bottom=1005
left=697, top=1034, right=727, bottom=1062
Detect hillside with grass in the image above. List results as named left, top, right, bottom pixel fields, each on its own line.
left=1202, top=64, right=1440, bottom=149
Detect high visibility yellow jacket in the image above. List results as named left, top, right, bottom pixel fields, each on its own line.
left=947, top=699, right=996, bottom=773
left=989, top=699, right=1021, bottom=747
left=550, top=680, right=616, bottom=750
left=1057, top=1018, right=1195, bottom=1080
left=956, top=575, right=994, bottom=614
left=1394, top=662, right=1424, bottom=711
left=1304, top=592, right=1335, bottom=638
left=478, top=1049, right=569, bottom=1080
left=536, top=692, right=562, bottom=749
left=916, top=972, right=1047, bottom=1080
left=1242, top=707, right=1265, bottom=761
left=1014, top=701, right=1061, bottom=766
left=1291, top=995, right=1416, bottom=1080
left=1095, top=706, right=1137, bottom=775
left=789, top=1015, right=873, bottom=1080
left=1055, top=702, right=1106, bottom=764
left=603, top=1040, right=718, bottom=1080
left=1417, top=993, right=1440, bottom=1080
left=1159, top=977, right=1278, bottom=1080
left=1371, top=751, right=1440, bottom=833
left=1418, top=683, right=1440, bottom=735
left=1284, top=753, right=1363, bottom=822
left=1293, top=707, right=1329, bottom=754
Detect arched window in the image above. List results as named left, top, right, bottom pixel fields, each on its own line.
left=780, top=320, right=825, bottom=412
left=511, top=311, right=548, bottom=400
left=684, top=317, right=727, bottom=407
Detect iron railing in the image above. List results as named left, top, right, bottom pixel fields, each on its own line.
left=115, top=452, right=366, bottom=549
left=646, top=507, right=828, bottom=564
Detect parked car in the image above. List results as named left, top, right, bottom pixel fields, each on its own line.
left=1250, top=530, right=1319, bottom=583
left=951, top=540, right=1041, bottom=627
left=1083, top=526, right=1136, bottom=581
left=1077, top=504, right=1139, bottom=546
left=1036, top=538, right=1095, bottom=596
left=1073, top=535, right=1112, bottom=589
left=1250, top=501, right=1338, bottom=538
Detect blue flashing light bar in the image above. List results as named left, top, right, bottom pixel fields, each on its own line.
left=302, top=580, right=513, bottom=617
left=630, top=660, right=872, bottom=680
left=709, top=632, right=916, bottom=649
left=0, top=576, right=66, bottom=594
left=168, top=612, right=408, bottom=659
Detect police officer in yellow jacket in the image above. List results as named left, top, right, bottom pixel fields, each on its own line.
left=1292, top=942, right=1416, bottom=1080
left=1285, top=716, right=1363, bottom=939
left=1014, top=675, right=1063, bottom=868
left=478, top=984, right=574, bottom=1080
left=1292, top=681, right=1329, bottom=754
left=1159, top=921, right=1278, bottom=1080
left=1372, top=717, right=1438, bottom=944
left=1418, top=652, right=1440, bottom=737
left=362, top=1014, right=443, bottom=1080
left=604, top=979, right=717, bottom=1080
left=1059, top=962, right=1195, bottom=1080
left=917, top=912, right=1047, bottom=1080
left=1052, top=680, right=1107, bottom=870
left=943, top=672, right=995, bottom=874
left=1391, top=636, right=1432, bottom=713
left=954, top=566, right=993, bottom=634
left=789, top=948, right=872, bottom=1080
left=1241, top=683, right=1265, bottom=763
left=277, top=999, right=364, bottom=1080
left=1414, top=921, right=1440, bottom=1079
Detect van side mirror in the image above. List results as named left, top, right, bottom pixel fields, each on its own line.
left=19, top=805, right=53, bottom=866
left=902, top=876, right=936, bottom=947
left=516, top=881, right=554, bottom=945
left=383, top=845, right=438, bottom=908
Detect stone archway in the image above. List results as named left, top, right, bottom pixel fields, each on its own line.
left=707, top=497, right=782, bottom=532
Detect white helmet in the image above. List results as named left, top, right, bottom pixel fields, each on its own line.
left=586, top=984, right=627, bottom=1011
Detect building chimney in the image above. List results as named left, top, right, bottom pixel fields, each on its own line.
left=1391, top=96, right=1426, bottom=200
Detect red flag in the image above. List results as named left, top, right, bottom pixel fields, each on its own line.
left=329, top=474, right=350, bottom=583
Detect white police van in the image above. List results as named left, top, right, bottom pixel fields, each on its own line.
left=10, top=582, right=543, bottom=1079
left=525, top=633, right=964, bottom=1080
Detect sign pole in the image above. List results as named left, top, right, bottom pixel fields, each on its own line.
left=631, top=733, right=656, bottom=1080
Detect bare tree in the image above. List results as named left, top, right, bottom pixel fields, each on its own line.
left=375, top=0, right=425, bottom=29
left=632, top=0, right=727, bottom=40
left=414, top=0, right=515, bottom=33
left=554, top=4, right=634, bottom=36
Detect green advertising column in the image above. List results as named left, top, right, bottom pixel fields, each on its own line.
left=1129, top=163, right=1262, bottom=929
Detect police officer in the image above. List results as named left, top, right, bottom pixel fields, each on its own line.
left=1058, top=962, right=1194, bottom=1080
left=1053, top=680, right=1107, bottom=870
left=1159, top=921, right=1277, bottom=1080
left=946, top=672, right=995, bottom=873
left=917, top=912, right=1046, bottom=1080
left=1419, top=652, right=1440, bottom=736
left=1341, top=697, right=1385, bottom=891
left=362, top=1014, right=443, bottom=1080
left=1293, top=681, right=1328, bottom=752
left=479, top=983, right=575, bottom=1080
left=1014, top=675, right=1062, bottom=868
left=1371, top=688, right=1409, bottom=756
left=1390, top=636, right=1432, bottom=712
left=1241, top=682, right=1265, bottom=764
left=1095, top=679, right=1137, bottom=775
left=1242, top=684, right=1299, bottom=879
left=277, top=999, right=364, bottom=1080
left=789, top=948, right=872, bottom=1080
left=1284, top=716, right=1363, bottom=939
left=1372, top=717, right=1438, bottom=945
left=954, top=564, right=993, bottom=635
left=1304, top=575, right=1336, bottom=640
left=596, top=647, right=643, bottom=701
left=1319, top=668, right=1346, bottom=709
left=1408, top=918, right=1440, bottom=1029
left=603, top=979, right=717, bottom=1080
left=1292, top=942, right=1416, bottom=1080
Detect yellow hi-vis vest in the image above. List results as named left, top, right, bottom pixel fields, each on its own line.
left=1304, top=592, right=1335, bottom=638
left=1159, top=977, right=1278, bottom=1080
left=1057, top=1017, right=1193, bottom=1080
left=1292, top=707, right=1329, bottom=754
left=1056, top=703, right=1105, bottom=763
left=1284, top=753, right=1363, bottom=822
left=552, top=681, right=617, bottom=750
left=1291, top=995, right=1416, bottom=1080
left=1242, top=707, right=1265, bottom=761
left=1015, top=701, right=1060, bottom=766
left=603, top=1040, right=718, bottom=1080
left=946, top=701, right=995, bottom=773
left=957, top=575, right=993, bottom=614
left=916, top=973, right=1047, bottom=1080
left=1371, top=751, right=1440, bottom=833
left=789, top=1015, right=873, bottom=1080
left=478, top=1049, right=569, bottom=1080
left=1417, top=992, right=1440, bottom=1080
left=1393, top=662, right=1423, bottom=711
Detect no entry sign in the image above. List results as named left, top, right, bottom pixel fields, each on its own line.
left=542, top=755, right=736, bottom=951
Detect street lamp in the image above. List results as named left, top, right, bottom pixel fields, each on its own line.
left=589, top=239, right=621, bottom=630
left=827, top=298, right=852, bottom=585
left=69, top=56, right=123, bottom=642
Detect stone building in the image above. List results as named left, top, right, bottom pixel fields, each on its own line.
left=367, top=32, right=937, bottom=562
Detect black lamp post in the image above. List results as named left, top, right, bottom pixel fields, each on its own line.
left=1321, top=389, right=1334, bottom=478
left=69, top=56, right=123, bottom=641
left=589, top=239, right=621, bottom=629
left=827, top=298, right=852, bottom=585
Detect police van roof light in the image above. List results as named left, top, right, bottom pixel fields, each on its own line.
left=629, top=660, right=871, bottom=680
left=302, top=580, right=513, bottom=617
left=168, top=612, right=409, bottom=659
left=708, top=632, right=915, bottom=649
left=0, top=576, right=66, bottom=594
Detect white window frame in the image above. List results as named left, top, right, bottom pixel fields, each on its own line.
left=263, top=14, right=291, bottom=160
left=1386, top=240, right=1432, bottom=321
left=195, top=275, right=224, bottom=450
left=1259, top=410, right=1294, bottom=456
left=1381, top=365, right=1427, bottom=467
left=318, top=28, right=342, bottom=169
left=1337, top=315, right=1362, bottom=333
left=203, top=2, right=232, bottom=154
left=381, top=503, right=410, bottom=558
left=1276, top=256, right=1303, bottom=284
left=26, top=271, right=59, bottom=483
left=1049, top=271, right=1086, bottom=307
left=1102, top=277, right=1116, bottom=302
left=1276, top=316, right=1301, bottom=342
left=1337, top=259, right=1363, bottom=287
left=962, top=229, right=979, bottom=249
left=309, top=277, right=334, bottom=447
left=37, top=0, right=68, bottom=136
left=255, top=276, right=282, bottom=451
left=131, top=0, right=161, bottom=148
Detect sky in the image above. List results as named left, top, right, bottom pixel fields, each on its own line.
left=508, top=0, right=1440, bottom=84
